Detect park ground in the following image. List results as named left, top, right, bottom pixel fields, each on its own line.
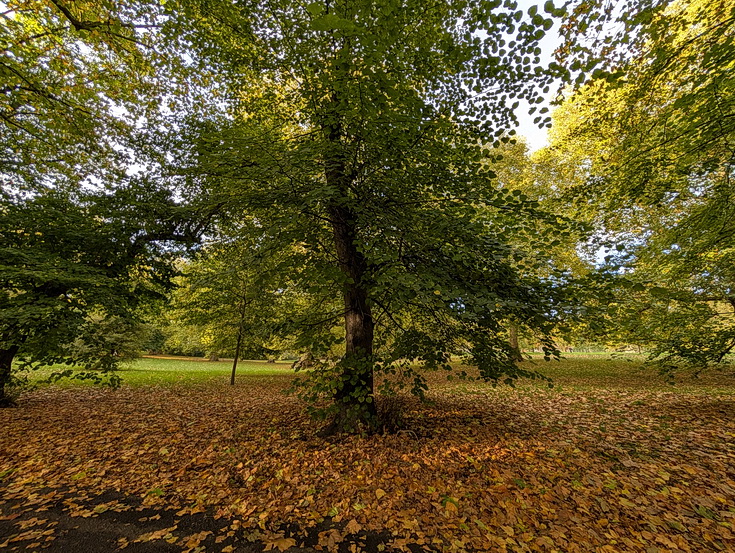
left=1, top=355, right=735, bottom=552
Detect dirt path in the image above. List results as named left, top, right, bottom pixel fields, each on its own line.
left=0, top=486, right=410, bottom=553
left=1, top=487, right=258, bottom=552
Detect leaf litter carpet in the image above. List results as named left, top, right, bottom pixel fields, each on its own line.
left=1, top=376, right=735, bottom=552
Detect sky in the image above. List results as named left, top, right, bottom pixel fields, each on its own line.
left=512, top=0, right=564, bottom=152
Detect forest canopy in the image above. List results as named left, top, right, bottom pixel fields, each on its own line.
left=1, top=0, right=733, bottom=430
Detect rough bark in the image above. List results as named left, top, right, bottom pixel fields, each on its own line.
left=321, top=113, right=377, bottom=432
left=322, top=201, right=378, bottom=433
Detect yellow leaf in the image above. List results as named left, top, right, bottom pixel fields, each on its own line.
left=375, top=488, right=386, bottom=500
left=265, top=537, right=296, bottom=551
left=345, top=519, right=362, bottom=534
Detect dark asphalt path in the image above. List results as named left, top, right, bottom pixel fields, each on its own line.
left=0, top=487, right=426, bottom=553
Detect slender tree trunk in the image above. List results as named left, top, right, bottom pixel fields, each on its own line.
left=231, top=294, right=247, bottom=386
left=508, top=323, right=523, bottom=362
left=0, top=345, right=19, bottom=407
left=230, top=336, right=242, bottom=386
left=714, top=298, right=735, bottom=363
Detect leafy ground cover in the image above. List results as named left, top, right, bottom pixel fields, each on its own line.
left=1, top=355, right=735, bottom=552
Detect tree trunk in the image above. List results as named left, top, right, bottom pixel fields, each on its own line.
left=0, top=345, right=19, bottom=407
left=320, top=89, right=377, bottom=433
left=322, top=120, right=377, bottom=431
left=231, top=294, right=247, bottom=386
left=508, top=323, right=523, bottom=362
left=322, top=202, right=378, bottom=433
left=230, top=337, right=242, bottom=385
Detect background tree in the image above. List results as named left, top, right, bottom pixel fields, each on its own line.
left=478, top=138, right=597, bottom=355
left=163, top=228, right=299, bottom=374
left=549, top=0, right=735, bottom=367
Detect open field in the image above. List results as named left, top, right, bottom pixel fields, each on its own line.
left=21, top=356, right=294, bottom=388
left=2, top=356, right=735, bottom=552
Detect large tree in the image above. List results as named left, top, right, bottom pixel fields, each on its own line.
left=160, top=0, right=571, bottom=432
left=0, top=1, right=210, bottom=404
left=0, top=184, right=192, bottom=405
left=549, top=0, right=735, bottom=367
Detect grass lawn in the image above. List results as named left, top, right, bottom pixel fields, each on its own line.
left=21, top=355, right=293, bottom=388
left=2, top=355, right=735, bottom=552
left=117, top=356, right=294, bottom=387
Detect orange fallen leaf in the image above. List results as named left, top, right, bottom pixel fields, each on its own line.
left=264, top=537, right=297, bottom=551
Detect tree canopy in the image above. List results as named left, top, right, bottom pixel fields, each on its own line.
left=151, top=0, right=580, bottom=431
left=3, top=0, right=733, bottom=426
left=548, top=0, right=735, bottom=368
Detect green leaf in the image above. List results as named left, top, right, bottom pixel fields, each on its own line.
left=305, top=2, right=324, bottom=16
left=666, top=519, right=686, bottom=532
left=310, top=14, right=356, bottom=32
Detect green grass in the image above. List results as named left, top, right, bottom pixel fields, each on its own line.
left=428, top=352, right=735, bottom=396
left=529, top=353, right=735, bottom=390
left=20, top=355, right=294, bottom=388
left=525, top=354, right=652, bottom=383
left=123, top=356, right=293, bottom=385
left=18, top=352, right=735, bottom=394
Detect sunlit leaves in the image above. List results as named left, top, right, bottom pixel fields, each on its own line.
left=548, top=0, right=735, bottom=368
left=0, top=1, right=169, bottom=190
